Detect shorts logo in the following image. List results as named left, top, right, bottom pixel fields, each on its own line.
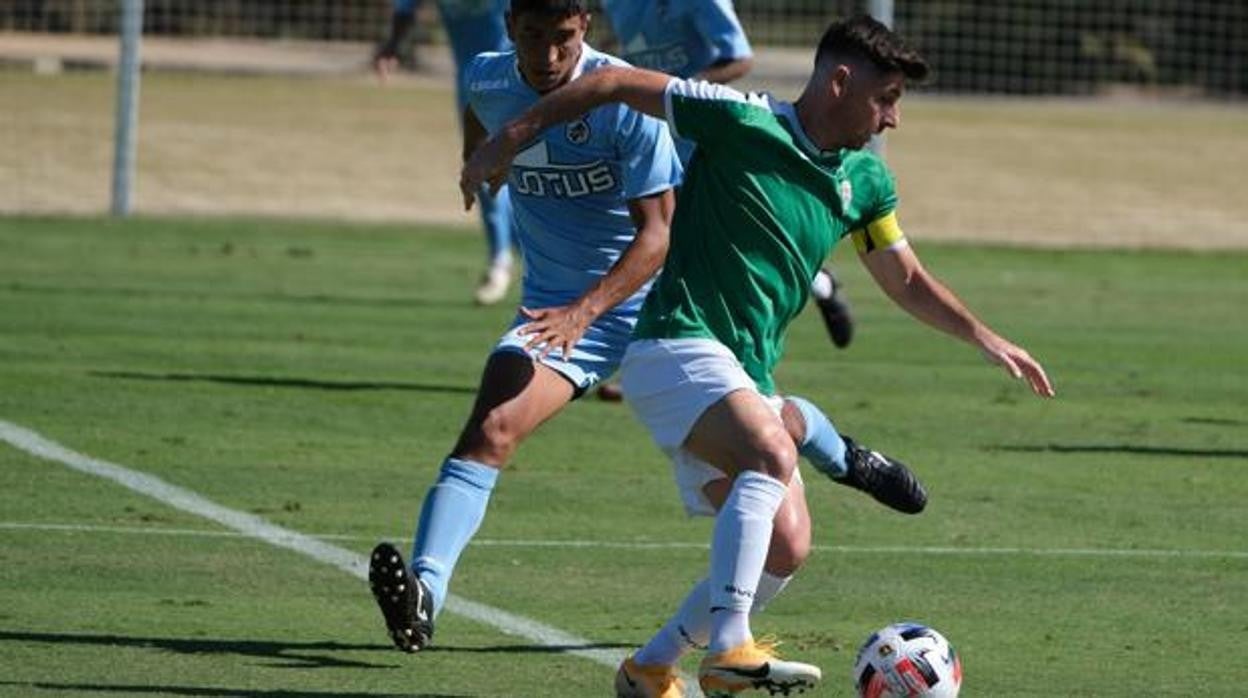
left=566, top=118, right=591, bottom=145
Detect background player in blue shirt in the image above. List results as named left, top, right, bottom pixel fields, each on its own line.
left=367, top=0, right=684, bottom=654
left=375, top=0, right=517, bottom=305
left=601, top=0, right=857, bottom=353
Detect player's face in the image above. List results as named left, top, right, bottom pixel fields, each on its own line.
left=507, top=11, right=589, bottom=94
left=842, top=69, right=906, bottom=149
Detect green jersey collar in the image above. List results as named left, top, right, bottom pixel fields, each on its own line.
left=773, top=100, right=841, bottom=162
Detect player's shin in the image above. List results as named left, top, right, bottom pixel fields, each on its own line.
left=707, top=470, right=787, bottom=652
left=786, top=395, right=848, bottom=477
left=410, top=457, right=500, bottom=614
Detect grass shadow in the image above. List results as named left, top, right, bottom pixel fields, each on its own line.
left=989, top=443, right=1248, bottom=459
left=90, top=370, right=475, bottom=395
left=426, top=642, right=634, bottom=655
left=0, top=681, right=462, bottom=697
left=0, top=630, right=390, bottom=669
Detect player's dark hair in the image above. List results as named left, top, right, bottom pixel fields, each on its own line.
left=509, top=0, right=587, bottom=18
left=815, top=14, right=929, bottom=82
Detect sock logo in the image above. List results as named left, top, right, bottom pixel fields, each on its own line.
left=723, top=584, right=755, bottom=600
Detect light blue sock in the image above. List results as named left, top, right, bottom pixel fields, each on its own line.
left=478, top=184, right=513, bottom=268
left=788, top=396, right=848, bottom=478
left=411, top=457, right=499, bottom=616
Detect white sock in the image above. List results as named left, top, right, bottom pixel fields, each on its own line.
left=810, top=269, right=833, bottom=299
left=633, top=578, right=711, bottom=667
left=707, top=470, right=788, bottom=652
left=753, top=570, right=791, bottom=612
left=633, top=570, right=796, bottom=666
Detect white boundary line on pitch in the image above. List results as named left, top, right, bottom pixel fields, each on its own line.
left=2, top=522, right=1246, bottom=561
left=0, top=419, right=658, bottom=687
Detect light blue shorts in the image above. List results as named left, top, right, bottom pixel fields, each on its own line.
left=491, top=311, right=634, bottom=397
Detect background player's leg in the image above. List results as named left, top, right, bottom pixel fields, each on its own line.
left=811, top=266, right=854, bottom=347
left=446, top=19, right=515, bottom=305
left=474, top=185, right=513, bottom=305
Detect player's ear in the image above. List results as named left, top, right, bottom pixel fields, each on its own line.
left=828, top=63, right=852, bottom=99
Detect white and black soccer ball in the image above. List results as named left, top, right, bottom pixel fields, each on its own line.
left=853, top=622, right=962, bottom=698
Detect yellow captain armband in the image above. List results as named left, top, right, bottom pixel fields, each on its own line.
left=850, top=211, right=906, bottom=254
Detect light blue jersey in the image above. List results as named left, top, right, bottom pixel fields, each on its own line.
left=603, top=0, right=752, bottom=79
left=466, top=45, right=683, bottom=390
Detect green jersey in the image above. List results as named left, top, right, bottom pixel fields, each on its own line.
left=633, top=79, right=907, bottom=394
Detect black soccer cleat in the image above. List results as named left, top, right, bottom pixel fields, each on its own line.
left=368, top=542, right=434, bottom=652
left=837, top=437, right=928, bottom=514
left=814, top=267, right=854, bottom=349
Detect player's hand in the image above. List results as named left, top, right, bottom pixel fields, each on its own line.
left=461, top=134, right=515, bottom=211
left=979, top=335, right=1055, bottom=397
left=517, top=304, right=592, bottom=360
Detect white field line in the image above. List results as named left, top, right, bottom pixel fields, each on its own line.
left=3, top=522, right=1247, bottom=561
left=0, top=420, right=634, bottom=673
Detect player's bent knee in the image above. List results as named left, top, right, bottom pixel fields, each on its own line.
left=455, top=409, right=523, bottom=465
left=779, top=399, right=808, bottom=446
left=767, top=514, right=811, bottom=575
left=754, top=432, right=799, bottom=483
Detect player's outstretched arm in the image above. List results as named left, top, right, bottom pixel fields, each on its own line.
left=460, top=66, right=672, bottom=208
left=518, top=189, right=676, bottom=359
left=861, top=244, right=1056, bottom=397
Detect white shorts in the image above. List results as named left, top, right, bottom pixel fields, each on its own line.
left=619, top=338, right=801, bottom=517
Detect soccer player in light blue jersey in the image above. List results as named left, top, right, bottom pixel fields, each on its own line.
left=375, top=0, right=517, bottom=305
left=367, top=0, right=684, bottom=655
left=601, top=0, right=857, bottom=357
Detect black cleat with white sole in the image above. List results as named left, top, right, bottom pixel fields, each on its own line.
left=814, top=267, right=854, bottom=349
left=368, top=542, right=434, bottom=652
left=837, top=437, right=928, bottom=514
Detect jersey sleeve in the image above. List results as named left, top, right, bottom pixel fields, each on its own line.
left=848, top=155, right=907, bottom=253
left=463, top=52, right=510, bottom=130
left=615, top=104, right=684, bottom=200
left=691, top=0, right=753, bottom=62
left=663, top=78, right=771, bottom=147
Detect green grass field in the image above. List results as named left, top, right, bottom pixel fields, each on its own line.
left=1, top=215, right=1246, bottom=697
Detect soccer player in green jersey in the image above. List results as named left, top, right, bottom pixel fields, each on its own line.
left=463, top=14, right=1055, bottom=697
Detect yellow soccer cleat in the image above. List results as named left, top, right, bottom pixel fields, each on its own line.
left=698, top=638, right=821, bottom=696
left=615, top=656, right=685, bottom=698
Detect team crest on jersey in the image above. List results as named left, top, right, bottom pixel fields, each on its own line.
left=566, top=118, right=591, bottom=145
left=839, top=179, right=854, bottom=211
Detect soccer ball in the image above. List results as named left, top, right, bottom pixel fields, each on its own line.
left=853, top=622, right=962, bottom=697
